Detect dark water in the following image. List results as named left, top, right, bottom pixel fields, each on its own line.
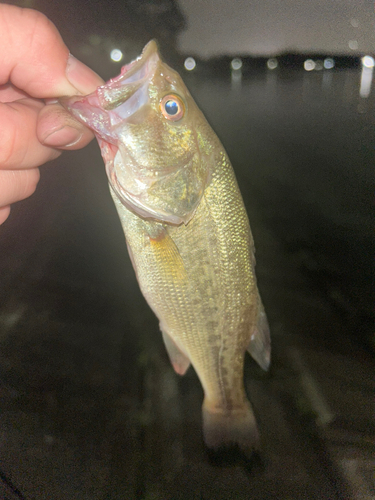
left=0, top=67, right=374, bottom=499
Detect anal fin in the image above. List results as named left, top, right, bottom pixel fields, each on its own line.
left=162, top=329, right=191, bottom=376
left=247, top=301, right=271, bottom=371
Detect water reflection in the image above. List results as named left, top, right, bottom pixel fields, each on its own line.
left=322, top=69, right=333, bottom=90
left=360, top=56, right=374, bottom=98
left=231, top=59, right=242, bottom=89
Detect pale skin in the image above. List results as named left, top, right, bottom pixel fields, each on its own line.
left=0, top=4, right=104, bottom=225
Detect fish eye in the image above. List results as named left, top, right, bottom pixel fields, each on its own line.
left=160, top=94, right=185, bottom=121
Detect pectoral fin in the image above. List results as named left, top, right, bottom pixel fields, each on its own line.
left=247, top=301, right=271, bottom=371
left=148, top=227, right=187, bottom=282
left=161, top=329, right=191, bottom=375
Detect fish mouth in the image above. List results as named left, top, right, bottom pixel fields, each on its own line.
left=60, top=40, right=161, bottom=140
left=108, top=40, right=159, bottom=86
left=96, top=40, right=160, bottom=119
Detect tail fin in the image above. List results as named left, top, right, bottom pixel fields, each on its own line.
left=202, top=400, right=259, bottom=456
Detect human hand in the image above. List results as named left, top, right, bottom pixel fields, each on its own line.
left=0, top=5, right=104, bottom=225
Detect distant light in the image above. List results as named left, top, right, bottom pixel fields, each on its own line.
left=348, top=40, right=358, bottom=50
left=231, top=58, right=242, bottom=71
left=362, top=56, right=375, bottom=69
left=350, top=18, right=359, bottom=28
left=304, top=59, right=315, bottom=71
left=267, top=58, right=278, bottom=70
left=314, top=60, right=324, bottom=71
left=110, top=49, right=123, bottom=62
left=324, top=58, right=335, bottom=69
left=184, top=57, right=196, bottom=71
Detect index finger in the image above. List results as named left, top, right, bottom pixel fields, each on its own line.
left=0, top=5, right=103, bottom=97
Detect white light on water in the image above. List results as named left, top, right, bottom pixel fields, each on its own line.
left=360, top=58, right=374, bottom=98
left=362, top=56, right=375, bottom=69
left=231, top=58, right=242, bottom=70
left=324, top=58, right=335, bottom=69
left=348, top=40, right=358, bottom=50
left=267, top=58, right=278, bottom=70
left=304, top=59, right=315, bottom=71
left=110, top=49, right=123, bottom=62
left=184, top=57, right=196, bottom=71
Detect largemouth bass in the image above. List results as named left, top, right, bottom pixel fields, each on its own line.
left=63, top=41, right=270, bottom=454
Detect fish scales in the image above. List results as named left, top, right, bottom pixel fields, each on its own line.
left=63, top=40, right=270, bottom=455
left=112, top=156, right=253, bottom=407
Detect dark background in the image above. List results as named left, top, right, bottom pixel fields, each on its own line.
left=0, top=1, right=374, bottom=499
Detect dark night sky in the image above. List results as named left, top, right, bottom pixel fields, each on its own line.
left=5, top=0, right=375, bottom=60
left=177, top=0, right=375, bottom=57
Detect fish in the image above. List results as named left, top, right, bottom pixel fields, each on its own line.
left=62, top=40, right=270, bottom=454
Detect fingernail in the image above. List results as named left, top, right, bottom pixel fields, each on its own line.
left=42, top=126, right=83, bottom=148
left=66, top=54, right=104, bottom=94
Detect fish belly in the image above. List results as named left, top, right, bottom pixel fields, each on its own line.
left=110, top=151, right=268, bottom=453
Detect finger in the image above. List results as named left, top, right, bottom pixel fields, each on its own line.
left=0, top=168, right=40, bottom=206
left=0, top=99, right=61, bottom=169
left=0, top=205, right=11, bottom=225
left=37, top=103, right=95, bottom=150
left=0, top=83, right=28, bottom=102
left=0, top=5, right=104, bottom=97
